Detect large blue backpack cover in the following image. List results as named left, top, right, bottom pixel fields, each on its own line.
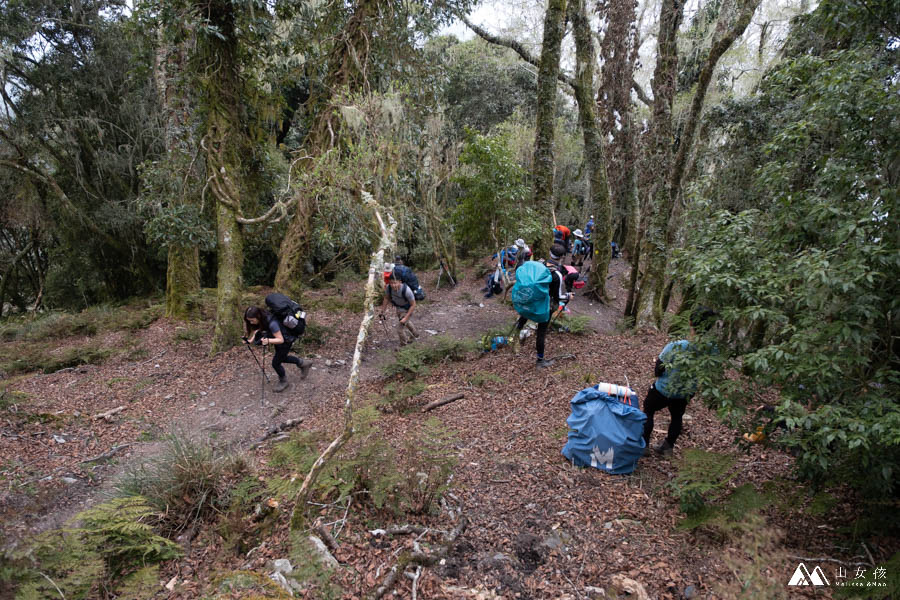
left=561, top=385, right=647, bottom=474
left=511, top=261, right=552, bottom=323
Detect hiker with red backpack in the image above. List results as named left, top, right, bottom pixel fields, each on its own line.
left=380, top=271, right=420, bottom=345
left=510, top=244, right=572, bottom=368
left=243, top=294, right=313, bottom=392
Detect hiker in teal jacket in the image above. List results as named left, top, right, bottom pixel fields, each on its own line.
left=643, top=307, right=718, bottom=456
left=511, top=244, right=571, bottom=368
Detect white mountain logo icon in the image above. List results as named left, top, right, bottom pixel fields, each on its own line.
left=788, top=563, right=830, bottom=586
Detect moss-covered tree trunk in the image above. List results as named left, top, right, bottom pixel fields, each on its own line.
left=569, top=0, right=611, bottom=300
left=194, top=0, right=248, bottom=354
left=624, top=0, right=683, bottom=326
left=531, top=0, right=567, bottom=258
left=275, top=0, right=380, bottom=292
left=212, top=188, right=244, bottom=352
left=646, top=0, right=761, bottom=326
left=598, top=0, right=640, bottom=261
left=155, top=33, right=201, bottom=319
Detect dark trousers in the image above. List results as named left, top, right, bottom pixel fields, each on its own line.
left=272, top=342, right=301, bottom=379
left=515, top=316, right=549, bottom=358
left=642, top=384, right=689, bottom=446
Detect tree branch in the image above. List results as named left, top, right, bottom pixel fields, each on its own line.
left=289, top=190, right=396, bottom=531
left=459, top=15, right=576, bottom=90
left=632, top=78, right=653, bottom=106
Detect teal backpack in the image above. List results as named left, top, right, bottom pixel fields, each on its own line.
left=511, top=261, right=552, bottom=323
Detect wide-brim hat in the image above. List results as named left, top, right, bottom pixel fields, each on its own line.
left=574, top=229, right=584, bottom=238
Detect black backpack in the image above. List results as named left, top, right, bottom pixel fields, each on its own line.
left=265, top=293, right=306, bottom=337
left=393, top=265, right=425, bottom=301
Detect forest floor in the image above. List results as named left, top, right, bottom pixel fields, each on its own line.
left=1, top=257, right=896, bottom=599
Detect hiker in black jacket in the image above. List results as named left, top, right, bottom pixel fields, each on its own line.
left=511, top=244, right=572, bottom=368
left=243, top=306, right=312, bottom=392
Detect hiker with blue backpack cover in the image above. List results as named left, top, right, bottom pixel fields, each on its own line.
left=510, top=244, right=571, bottom=368
left=642, top=306, right=719, bottom=456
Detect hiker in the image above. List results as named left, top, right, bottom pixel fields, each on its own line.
left=642, top=307, right=718, bottom=456
left=483, top=245, right=518, bottom=298
left=511, top=244, right=572, bottom=368
left=584, top=216, right=594, bottom=256
left=380, top=271, right=419, bottom=345
left=571, top=229, right=587, bottom=267
left=553, top=225, right=572, bottom=255
left=515, top=238, right=532, bottom=267
left=243, top=305, right=312, bottom=392
left=610, top=240, right=620, bottom=259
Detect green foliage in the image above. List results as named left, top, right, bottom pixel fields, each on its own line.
left=0, top=303, right=163, bottom=342
left=296, top=322, right=331, bottom=349
left=554, top=314, right=593, bottom=335
left=377, top=380, right=427, bottom=413
left=468, top=371, right=505, bottom=387
left=0, top=496, right=180, bottom=599
left=381, top=335, right=477, bottom=380
left=116, top=433, right=247, bottom=536
left=174, top=325, right=205, bottom=342
left=451, top=130, right=538, bottom=254
left=76, top=496, right=182, bottom=578
left=669, top=449, right=737, bottom=516
left=0, top=343, right=113, bottom=376
left=673, top=1, right=900, bottom=501
left=400, top=418, right=459, bottom=515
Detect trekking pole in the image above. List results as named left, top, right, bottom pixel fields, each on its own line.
left=243, top=338, right=269, bottom=404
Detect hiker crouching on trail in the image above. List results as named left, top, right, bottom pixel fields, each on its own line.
left=642, top=306, right=718, bottom=456
left=243, top=306, right=312, bottom=392
left=381, top=272, right=419, bottom=345
left=511, top=244, right=571, bottom=368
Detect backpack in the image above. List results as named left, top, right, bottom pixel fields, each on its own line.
left=265, top=293, right=306, bottom=337
left=511, top=261, right=552, bottom=323
left=393, top=265, right=425, bottom=301
left=561, top=384, right=646, bottom=474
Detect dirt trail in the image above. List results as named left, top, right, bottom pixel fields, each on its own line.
left=0, top=258, right=629, bottom=543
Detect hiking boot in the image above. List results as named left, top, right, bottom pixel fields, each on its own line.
left=298, top=359, right=313, bottom=380
left=655, top=440, right=674, bottom=457
left=536, top=358, right=555, bottom=368
left=273, top=377, right=290, bottom=393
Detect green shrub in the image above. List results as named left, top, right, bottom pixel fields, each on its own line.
left=468, top=371, right=504, bottom=387
left=0, top=496, right=180, bottom=599
left=381, top=335, right=477, bottom=380
left=554, top=314, right=593, bottom=335
left=400, top=418, right=458, bottom=515
left=297, top=322, right=331, bottom=349
left=116, top=433, right=247, bottom=536
left=0, top=303, right=162, bottom=343
left=377, top=380, right=426, bottom=413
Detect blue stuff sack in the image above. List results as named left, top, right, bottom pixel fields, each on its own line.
left=561, top=384, right=647, bottom=474
left=511, top=261, right=552, bottom=323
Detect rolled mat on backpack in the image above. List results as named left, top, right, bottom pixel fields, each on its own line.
left=562, top=383, right=647, bottom=474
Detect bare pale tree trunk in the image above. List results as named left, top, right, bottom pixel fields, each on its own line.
left=290, top=192, right=395, bottom=530
left=570, top=0, right=611, bottom=300
left=531, top=0, right=568, bottom=258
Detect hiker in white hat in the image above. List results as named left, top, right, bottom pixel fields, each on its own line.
left=572, top=229, right=587, bottom=267
left=514, top=238, right=532, bottom=267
